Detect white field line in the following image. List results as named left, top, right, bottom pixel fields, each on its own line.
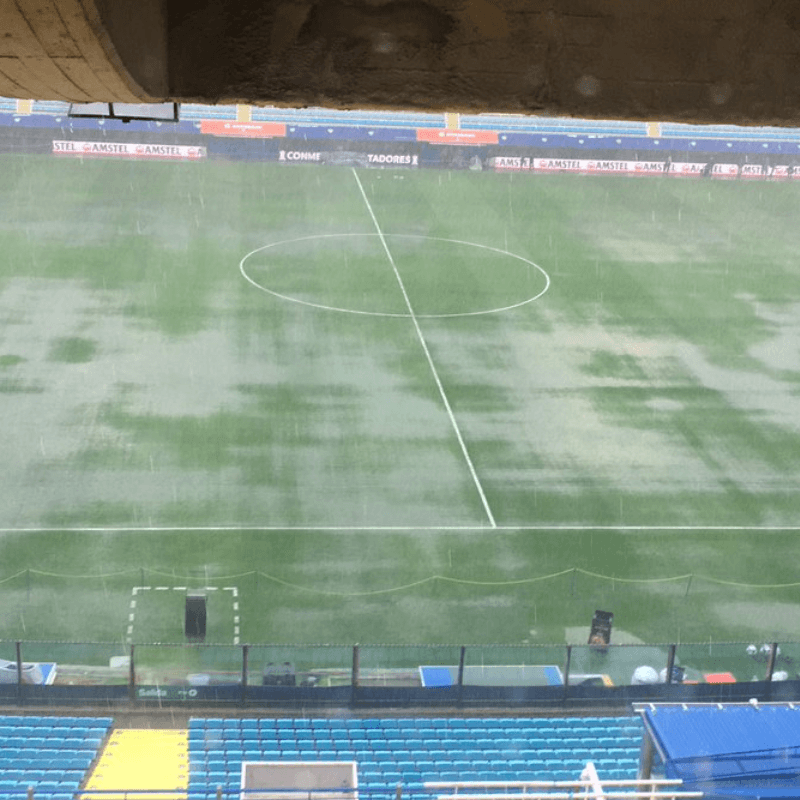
left=126, top=585, right=239, bottom=644
left=239, top=232, right=550, bottom=319
left=351, top=167, right=496, bottom=529
left=2, top=525, right=799, bottom=533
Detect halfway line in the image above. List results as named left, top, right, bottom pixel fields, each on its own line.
left=351, top=168, right=496, bottom=528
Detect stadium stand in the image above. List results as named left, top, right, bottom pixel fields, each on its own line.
left=187, top=716, right=643, bottom=797
left=13, top=97, right=800, bottom=143
left=458, top=115, right=649, bottom=136
left=0, top=716, right=112, bottom=798
left=660, top=122, right=800, bottom=141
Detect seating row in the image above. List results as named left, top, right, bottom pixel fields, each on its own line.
left=193, top=748, right=641, bottom=766
left=0, top=738, right=103, bottom=750
left=0, top=751, right=96, bottom=763
left=189, top=717, right=638, bottom=729
left=191, top=732, right=639, bottom=745
left=189, top=745, right=641, bottom=760
left=0, top=758, right=91, bottom=770
left=0, top=716, right=112, bottom=727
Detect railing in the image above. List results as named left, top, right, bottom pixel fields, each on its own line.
left=2, top=777, right=706, bottom=800
left=0, top=640, right=797, bottom=708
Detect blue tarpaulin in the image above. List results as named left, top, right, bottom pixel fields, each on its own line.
left=643, top=704, right=800, bottom=800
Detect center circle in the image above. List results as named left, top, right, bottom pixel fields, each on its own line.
left=239, top=233, right=550, bottom=318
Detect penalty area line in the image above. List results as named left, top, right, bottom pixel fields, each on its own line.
left=351, top=167, right=496, bottom=529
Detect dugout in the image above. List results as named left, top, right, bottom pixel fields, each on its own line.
left=637, top=702, right=800, bottom=800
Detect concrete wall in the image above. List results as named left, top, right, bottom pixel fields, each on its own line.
left=0, top=0, right=165, bottom=102
left=2, top=0, right=800, bottom=125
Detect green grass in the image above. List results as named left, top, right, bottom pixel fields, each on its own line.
left=0, top=155, right=799, bottom=682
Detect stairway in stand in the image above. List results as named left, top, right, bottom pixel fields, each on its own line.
left=84, top=729, right=189, bottom=800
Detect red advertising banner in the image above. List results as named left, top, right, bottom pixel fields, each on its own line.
left=417, top=128, right=498, bottom=145
left=200, top=120, right=286, bottom=138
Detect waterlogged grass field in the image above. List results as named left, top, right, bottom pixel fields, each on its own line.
left=0, top=154, right=799, bottom=661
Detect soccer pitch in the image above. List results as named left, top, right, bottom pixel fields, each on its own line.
left=0, top=155, right=800, bottom=650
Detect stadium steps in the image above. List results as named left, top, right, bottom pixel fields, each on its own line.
left=84, top=729, right=188, bottom=800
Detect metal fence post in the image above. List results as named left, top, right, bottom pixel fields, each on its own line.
left=351, top=644, right=360, bottom=706
left=457, top=646, right=466, bottom=705
left=665, top=643, right=676, bottom=684
left=563, top=645, right=572, bottom=702
left=15, top=641, right=22, bottom=704
left=241, top=644, right=249, bottom=706
left=129, top=644, right=136, bottom=703
left=766, top=642, right=778, bottom=683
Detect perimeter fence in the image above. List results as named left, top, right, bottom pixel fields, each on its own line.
left=0, top=564, right=798, bottom=707
left=0, top=638, right=797, bottom=709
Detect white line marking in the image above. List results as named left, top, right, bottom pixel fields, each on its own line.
left=352, top=168, right=496, bottom=529
left=239, top=233, right=550, bottom=319
left=128, top=586, right=240, bottom=645
left=2, top=525, right=798, bottom=533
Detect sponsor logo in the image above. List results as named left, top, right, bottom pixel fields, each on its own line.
left=417, top=128, right=499, bottom=145
left=586, top=160, right=628, bottom=171
left=535, top=159, right=582, bottom=171
left=200, top=120, right=286, bottom=138
left=670, top=162, right=706, bottom=174
left=493, top=156, right=531, bottom=170
left=366, top=153, right=418, bottom=165
left=278, top=150, right=322, bottom=161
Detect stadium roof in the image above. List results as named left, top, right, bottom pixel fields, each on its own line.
left=0, top=0, right=798, bottom=126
